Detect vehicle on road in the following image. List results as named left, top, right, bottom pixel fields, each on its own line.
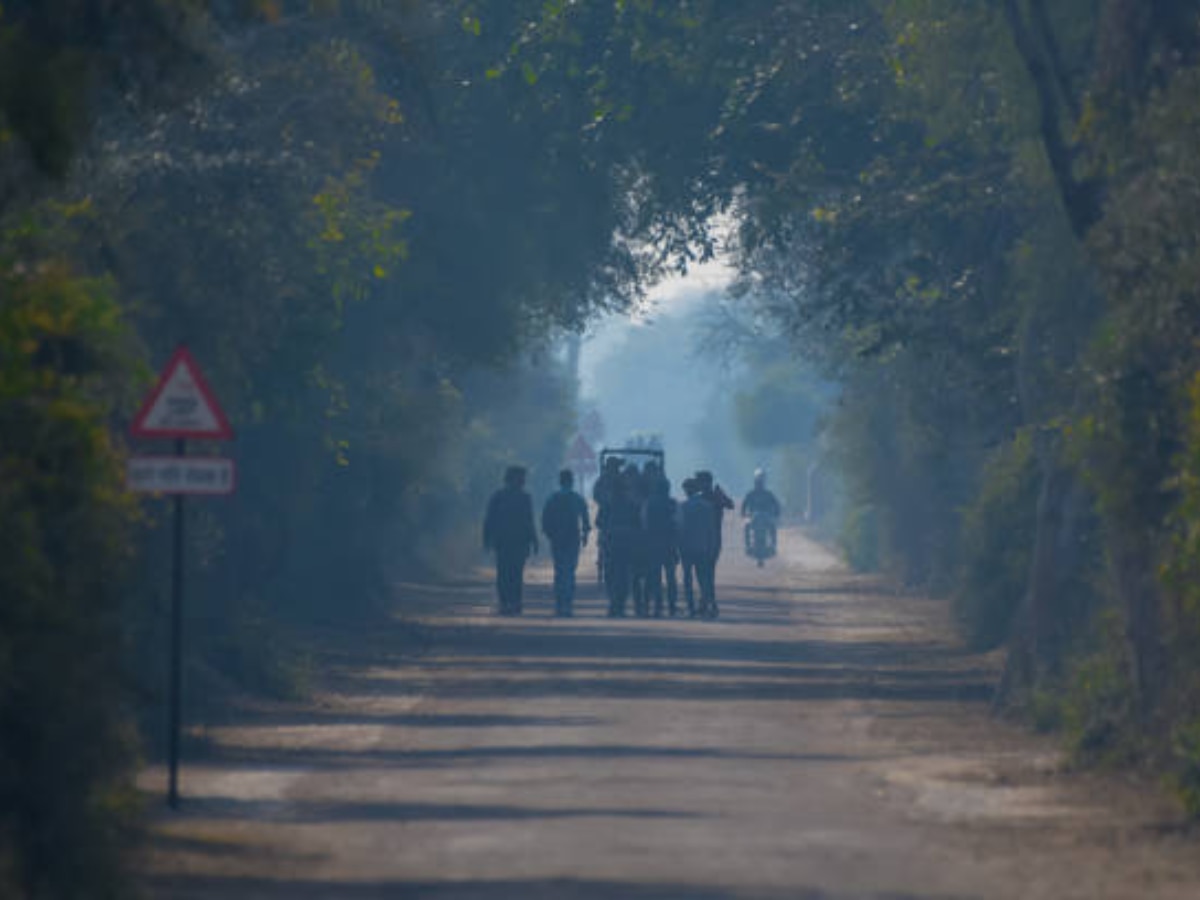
left=746, top=512, right=777, bottom=567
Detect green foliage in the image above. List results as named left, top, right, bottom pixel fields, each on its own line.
left=955, top=433, right=1039, bottom=651
left=1162, top=373, right=1200, bottom=658
left=1060, top=611, right=1141, bottom=767
left=1169, top=719, right=1200, bottom=819
left=0, top=247, right=139, bottom=899
left=1028, top=688, right=1064, bottom=734
left=838, top=503, right=881, bottom=573
left=734, top=362, right=826, bottom=450
left=0, top=0, right=211, bottom=179
left=4, top=0, right=1200, bottom=876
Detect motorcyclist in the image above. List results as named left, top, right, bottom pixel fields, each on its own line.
left=742, top=469, right=782, bottom=557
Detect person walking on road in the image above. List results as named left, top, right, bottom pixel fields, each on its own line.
left=694, top=470, right=734, bottom=615
left=483, top=466, right=538, bottom=616
left=592, top=455, right=624, bottom=586
left=643, top=476, right=680, bottom=617
left=541, top=469, right=591, bottom=617
left=679, top=477, right=718, bottom=618
left=695, top=470, right=735, bottom=553
left=602, top=475, right=642, bottom=617
left=622, top=464, right=652, bottom=616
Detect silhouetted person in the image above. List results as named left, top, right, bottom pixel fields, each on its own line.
left=541, top=469, right=591, bottom=617
left=592, top=455, right=624, bottom=587
left=618, top=463, right=650, bottom=615
left=643, top=476, right=679, bottom=617
left=695, top=470, right=735, bottom=553
left=593, top=455, right=624, bottom=507
left=679, top=477, right=718, bottom=618
left=483, top=466, right=538, bottom=616
left=642, top=459, right=668, bottom=499
left=603, top=476, right=642, bottom=617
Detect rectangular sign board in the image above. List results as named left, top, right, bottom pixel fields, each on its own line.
left=127, top=456, right=236, bottom=495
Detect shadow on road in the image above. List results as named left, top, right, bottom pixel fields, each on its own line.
left=181, top=798, right=703, bottom=824
left=145, top=561, right=998, bottom=899
left=145, top=874, right=963, bottom=900
left=206, top=743, right=857, bottom=773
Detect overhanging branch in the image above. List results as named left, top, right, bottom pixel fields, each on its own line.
left=999, top=0, right=1100, bottom=238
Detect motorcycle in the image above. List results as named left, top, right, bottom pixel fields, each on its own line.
left=745, top=512, right=777, bottom=567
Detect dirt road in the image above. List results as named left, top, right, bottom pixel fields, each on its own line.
left=142, top=531, right=1200, bottom=898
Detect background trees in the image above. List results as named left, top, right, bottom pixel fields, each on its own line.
left=6, top=1, right=1200, bottom=895
left=499, top=0, right=1200, bottom=806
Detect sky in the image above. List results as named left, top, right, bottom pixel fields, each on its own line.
left=579, top=255, right=735, bottom=396
left=578, top=255, right=762, bottom=489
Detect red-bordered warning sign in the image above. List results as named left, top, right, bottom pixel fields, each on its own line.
left=567, top=434, right=596, bottom=465
left=566, top=434, right=598, bottom=478
left=131, top=346, right=233, bottom=441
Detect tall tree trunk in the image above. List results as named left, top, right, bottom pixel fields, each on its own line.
left=1111, top=527, right=1169, bottom=714
left=1001, top=0, right=1175, bottom=716
left=996, top=435, right=1072, bottom=706
left=999, top=0, right=1101, bottom=238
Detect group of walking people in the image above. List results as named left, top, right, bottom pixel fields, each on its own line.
left=591, top=457, right=734, bottom=619
left=481, top=465, right=592, bottom=617
left=481, top=458, right=749, bottom=620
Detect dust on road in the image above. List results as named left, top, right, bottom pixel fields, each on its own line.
left=140, top=530, right=1200, bottom=899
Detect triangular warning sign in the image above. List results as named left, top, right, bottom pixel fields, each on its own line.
left=131, top=346, right=233, bottom=441
left=567, top=434, right=596, bottom=463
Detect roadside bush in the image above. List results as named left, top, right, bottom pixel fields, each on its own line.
left=1060, top=611, right=1141, bottom=766
left=954, top=433, right=1039, bottom=651
left=839, top=503, right=881, bottom=573
left=1170, top=720, right=1200, bottom=818
left=0, top=257, right=140, bottom=899
left=1160, top=373, right=1200, bottom=817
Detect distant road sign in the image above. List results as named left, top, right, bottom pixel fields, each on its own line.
left=579, top=409, right=605, bottom=445
left=567, top=434, right=598, bottom=478
left=568, top=434, right=597, bottom=463
left=131, top=346, right=233, bottom=441
left=127, top=456, right=236, bottom=495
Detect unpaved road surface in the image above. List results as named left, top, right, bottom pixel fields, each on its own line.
left=141, top=531, right=1200, bottom=898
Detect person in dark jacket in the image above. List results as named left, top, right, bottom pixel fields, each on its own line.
left=643, top=476, right=679, bottom=617
left=620, top=463, right=650, bottom=615
left=695, top=470, right=735, bottom=551
left=602, top=475, right=642, bottom=617
left=678, top=477, right=718, bottom=618
left=694, top=470, right=733, bottom=617
left=541, top=469, right=591, bottom=617
left=592, top=455, right=624, bottom=508
left=483, top=466, right=538, bottom=616
left=592, top=455, right=624, bottom=588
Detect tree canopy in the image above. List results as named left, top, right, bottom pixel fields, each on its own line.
left=6, top=2, right=1200, bottom=895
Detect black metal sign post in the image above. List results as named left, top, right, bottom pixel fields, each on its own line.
left=128, top=345, right=235, bottom=810
left=167, top=438, right=186, bottom=810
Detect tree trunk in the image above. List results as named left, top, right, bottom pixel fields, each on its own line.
left=996, top=437, right=1072, bottom=707
left=999, top=0, right=1101, bottom=238
left=1111, top=526, right=1169, bottom=715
